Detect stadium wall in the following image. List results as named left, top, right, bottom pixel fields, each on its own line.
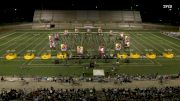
left=32, top=10, right=143, bottom=29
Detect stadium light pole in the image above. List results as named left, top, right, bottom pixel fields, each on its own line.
left=131, top=0, right=134, bottom=10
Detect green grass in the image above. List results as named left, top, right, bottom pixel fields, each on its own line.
left=0, top=30, right=180, bottom=76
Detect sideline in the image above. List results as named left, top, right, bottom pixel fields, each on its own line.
left=0, top=79, right=180, bottom=90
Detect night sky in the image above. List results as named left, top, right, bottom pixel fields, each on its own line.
left=0, top=0, right=179, bottom=25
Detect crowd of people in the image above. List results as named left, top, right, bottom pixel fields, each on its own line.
left=1, top=73, right=180, bottom=84
left=162, top=32, right=180, bottom=39
left=1, top=86, right=180, bottom=101
left=30, top=73, right=176, bottom=84
left=102, top=87, right=180, bottom=100
left=0, top=73, right=180, bottom=100
left=0, top=87, right=98, bottom=101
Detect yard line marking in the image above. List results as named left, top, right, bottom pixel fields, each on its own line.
left=130, top=32, right=161, bottom=57
left=17, top=34, right=42, bottom=54
left=144, top=33, right=179, bottom=52
left=130, top=34, right=144, bottom=53
left=161, top=33, right=180, bottom=41
left=0, top=32, right=16, bottom=40
left=27, top=58, right=34, bottom=65
left=0, top=43, right=17, bottom=52
left=129, top=32, right=147, bottom=49
left=0, top=33, right=31, bottom=52
left=13, top=34, right=37, bottom=51
left=32, top=34, right=47, bottom=50
left=37, top=39, right=49, bottom=55
left=153, top=60, right=162, bottom=66
left=149, top=33, right=180, bottom=51
left=151, top=33, right=180, bottom=48
left=140, top=33, right=165, bottom=50
left=130, top=32, right=163, bottom=64
left=29, top=33, right=46, bottom=50
left=0, top=32, right=29, bottom=46
left=130, top=40, right=141, bottom=52
left=132, top=32, right=162, bottom=53
left=64, top=35, right=72, bottom=54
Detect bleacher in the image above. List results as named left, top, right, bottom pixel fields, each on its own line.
left=32, top=10, right=143, bottom=29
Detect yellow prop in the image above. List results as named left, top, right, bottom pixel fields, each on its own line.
left=130, top=53, right=140, bottom=59
left=117, top=53, right=128, bottom=59
left=24, top=53, right=35, bottom=60
left=41, top=53, right=51, bottom=59
left=57, top=52, right=67, bottom=59
left=5, top=53, right=17, bottom=60
left=163, top=52, right=174, bottom=59
left=146, top=53, right=156, bottom=59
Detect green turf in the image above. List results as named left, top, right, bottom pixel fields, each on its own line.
left=0, top=30, right=180, bottom=76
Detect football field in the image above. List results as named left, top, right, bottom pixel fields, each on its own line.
left=0, top=30, right=180, bottom=76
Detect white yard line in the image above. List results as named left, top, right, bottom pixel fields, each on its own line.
left=130, top=35, right=144, bottom=53
left=13, top=35, right=37, bottom=52
left=148, top=33, right=180, bottom=51
left=131, top=32, right=162, bottom=64
left=0, top=43, right=17, bottom=52
left=130, top=33, right=147, bottom=49
left=22, top=60, right=28, bottom=65
left=81, top=34, right=85, bottom=46
left=27, top=58, right=34, bottom=65
left=0, top=32, right=16, bottom=40
left=0, top=32, right=29, bottom=56
left=32, top=34, right=47, bottom=50
left=161, top=33, right=180, bottom=41
left=0, top=33, right=31, bottom=52
left=141, top=34, right=165, bottom=50
left=37, top=41, right=49, bottom=55
left=151, top=33, right=180, bottom=48
left=153, top=60, right=162, bottom=66
left=0, top=32, right=28, bottom=46
left=133, top=33, right=162, bottom=53
left=146, top=58, right=156, bottom=64
left=17, top=34, right=42, bottom=54
left=145, top=34, right=179, bottom=52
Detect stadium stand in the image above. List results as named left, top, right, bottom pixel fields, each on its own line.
left=1, top=87, right=180, bottom=100
left=32, top=10, right=142, bottom=29
left=122, top=11, right=134, bottom=22
left=162, top=32, right=180, bottom=39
